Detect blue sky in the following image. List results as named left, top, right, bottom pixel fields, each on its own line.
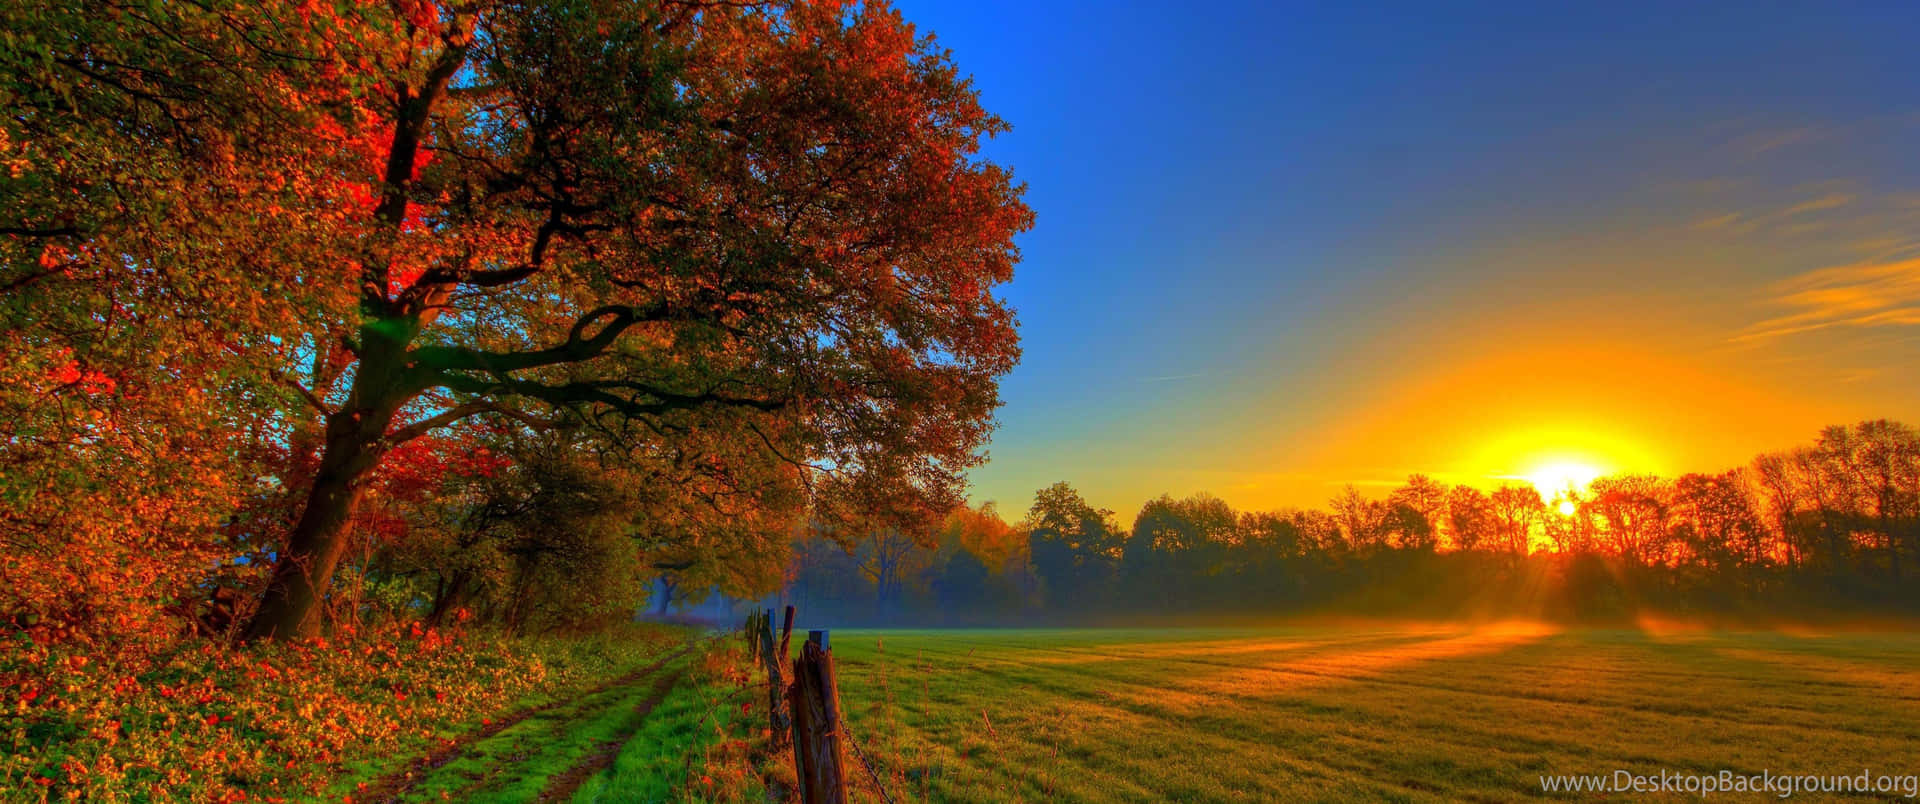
left=889, top=0, right=1920, bottom=517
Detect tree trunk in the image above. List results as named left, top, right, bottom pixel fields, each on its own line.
left=425, top=570, right=472, bottom=627
left=244, top=400, right=395, bottom=641
left=655, top=576, right=679, bottom=615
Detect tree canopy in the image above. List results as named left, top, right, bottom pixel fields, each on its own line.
left=0, top=0, right=1028, bottom=643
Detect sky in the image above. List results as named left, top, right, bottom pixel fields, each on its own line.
left=888, top=0, right=1920, bottom=518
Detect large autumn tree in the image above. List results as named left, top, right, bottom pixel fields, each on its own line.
left=1, top=0, right=1027, bottom=641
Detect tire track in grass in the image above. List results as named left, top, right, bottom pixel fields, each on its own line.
left=533, top=664, right=686, bottom=802
left=432, top=651, right=696, bottom=802
left=361, top=644, right=692, bottom=803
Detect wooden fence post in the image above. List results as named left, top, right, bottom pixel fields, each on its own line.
left=790, top=629, right=848, bottom=804
left=744, top=610, right=763, bottom=663
left=760, top=608, right=791, bottom=746
left=778, top=605, right=795, bottom=665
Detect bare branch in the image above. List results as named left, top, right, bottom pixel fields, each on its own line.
left=384, top=400, right=492, bottom=445
left=269, top=370, right=332, bottom=416
left=384, top=400, right=556, bottom=445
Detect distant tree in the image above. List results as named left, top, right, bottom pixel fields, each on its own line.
left=1671, top=471, right=1765, bottom=573
left=934, top=548, right=991, bottom=611
left=1241, top=511, right=1307, bottom=560
left=1814, top=421, right=1920, bottom=582
left=1488, top=485, right=1545, bottom=556
left=1790, top=444, right=1856, bottom=576
left=1235, top=511, right=1308, bottom=603
left=856, top=528, right=929, bottom=620
left=1290, top=508, right=1349, bottom=559
left=939, top=503, right=1020, bottom=568
left=1123, top=493, right=1238, bottom=607
left=1331, top=485, right=1390, bottom=555
left=1388, top=475, right=1448, bottom=551
left=1751, top=451, right=1806, bottom=569
left=1025, top=482, right=1122, bottom=608
left=1445, top=485, right=1495, bottom=551
left=1589, top=475, right=1674, bottom=567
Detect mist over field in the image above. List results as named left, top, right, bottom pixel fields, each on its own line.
left=765, top=421, right=1920, bottom=632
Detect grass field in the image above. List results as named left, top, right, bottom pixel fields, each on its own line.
left=818, top=624, right=1920, bottom=802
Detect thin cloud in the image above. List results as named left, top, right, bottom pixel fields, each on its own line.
left=1691, top=212, right=1742, bottom=230
left=1734, top=257, right=1920, bottom=342
left=1727, top=125, right=1831, bottom=157
left=1687, top=192, right=1855, bottom=237
left=1780, top=193, right=1853, bottom=217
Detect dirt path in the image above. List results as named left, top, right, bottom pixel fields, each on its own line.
left=533, top=664, right=687, bottom=802
left=360, top=645, right=692, bottom=804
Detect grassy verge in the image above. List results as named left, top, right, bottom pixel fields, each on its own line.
left=374, top=646, right=692, bottom=802
left=569, top=645, right=767, bottom=803
left=332, top=635, right=769, bottom=803
left=0, top=622, right=688, bottom=802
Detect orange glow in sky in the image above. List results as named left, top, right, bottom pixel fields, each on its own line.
left=944, top=3, right=1920, bottom=519
left=1519, top=459, right=1607, bottom=501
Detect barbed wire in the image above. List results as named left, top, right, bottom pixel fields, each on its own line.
left=839, top=715, right=897, bottom=804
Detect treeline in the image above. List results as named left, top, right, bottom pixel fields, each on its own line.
left=778, top=420, right=1920, bottom=624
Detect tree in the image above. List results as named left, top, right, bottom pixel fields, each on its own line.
left=1670, top=471, right=1764, bottom=573
left=1331, top=485, right=1389, bottom=555
left=1122, top=493, right=1237, bottom=606
left=1, top=0, right=1030, bottom=640
left=1445, top=485, right=1494, bottom=552
left=0, top=0, right=381, bottom=644
left=1025, top=482, right=1122, bottom=608
left=1751, top=451, right=1806, bottom=569
left=1488, top=484, right=1544, bottom=556
left=1387, top=475, right=1447, bottom=551
left=1813, top=421, right=1920, bottom=582
left=1588, top=475, right=1673, bottom=567
left=856, top=528, right=927, bottom=620
left=938, top=502, right=1020, bottom=568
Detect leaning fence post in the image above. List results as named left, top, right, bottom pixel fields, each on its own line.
left=790, top=629, right=848, bottom=804
left=760, top=608, right=791, bottom=746
left=778, top=605, right=795, bottom=662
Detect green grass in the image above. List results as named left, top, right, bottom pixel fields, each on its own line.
left=335, top=635, right=763, bottom=804
left=571, top=673, right=761, bottom=803
left=383, top=651, right=694, bottom=802
left=324, top=626, right=691, bottom=800
left=815, top=624, right=1920, bottom=802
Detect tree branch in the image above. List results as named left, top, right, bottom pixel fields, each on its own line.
left=384, top=399, right=555, bottom=445
left=0, top=225, right=80, bottom=238
left=426, top=371, right=787, bottom=419
left=406, top=302, right=667, bottom=376
left=269, top=370, right=332, bottom=416
left=364, top=22, right=473, bottom=313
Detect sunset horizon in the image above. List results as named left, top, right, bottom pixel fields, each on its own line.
left=922, top=0, right=1920, bottom=515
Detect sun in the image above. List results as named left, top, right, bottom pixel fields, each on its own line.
left=1556, top=499, right=1577, bottom=516
left=1522, top=458, right=1606, bottom=499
